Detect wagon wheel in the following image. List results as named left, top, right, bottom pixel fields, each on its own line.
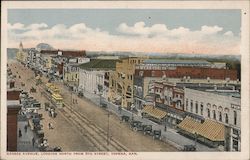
left=133, top=127, right=138, bottom=132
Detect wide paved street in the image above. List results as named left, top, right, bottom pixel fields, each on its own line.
left=10, top=61, right=178, bottom=152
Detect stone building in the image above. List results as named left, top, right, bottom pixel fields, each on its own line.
left=109, top=57, right=146, bottom=109
left=184, top=87, right=241, bottom=151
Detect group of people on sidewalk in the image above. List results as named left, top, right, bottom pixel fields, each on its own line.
left=18, top=125, right=36, bottom=147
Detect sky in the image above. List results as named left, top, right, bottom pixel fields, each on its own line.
left=8, top=9, right=241, bottom=55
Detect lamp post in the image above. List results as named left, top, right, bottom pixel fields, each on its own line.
left=193, top=131, right=197, bottom=148
left=164, top=117, right=167, bottom=132
left=106, top=110, right=111, bottom=150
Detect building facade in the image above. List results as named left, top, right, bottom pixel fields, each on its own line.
left=109, top=57, right=146, bottom=109
left=78, top=59, right=117, bottom=99
left=184, top=87, right=241, bottom=151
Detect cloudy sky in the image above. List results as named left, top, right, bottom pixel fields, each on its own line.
left=8, top=9, right=241, bottom=55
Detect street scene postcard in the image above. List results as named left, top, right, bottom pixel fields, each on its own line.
left=1, top=1, right=250, bottom=160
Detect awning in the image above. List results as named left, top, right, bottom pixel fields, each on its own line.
left=142, top=105, right=167, bottom=119
left=177, top=117, right=225, bottom=141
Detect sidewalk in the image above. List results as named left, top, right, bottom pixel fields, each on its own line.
left=76, top=88, right=218, bottom=151
left=17, top=120, right=39, bottom=152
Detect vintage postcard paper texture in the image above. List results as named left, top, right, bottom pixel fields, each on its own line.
left=1, top=1, right=249, bottom=160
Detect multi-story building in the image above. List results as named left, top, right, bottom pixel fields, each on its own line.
left=63, top=58, right=90, bottom=88
left=152, top=81, right=186, bottom=126
left=134, top=63, right=238, bottom=110
left=183, top=86, right=241, bottom=151
left=78, top=59, right=118, bottom=99
left=6, top=75, right=21, bottom=151
left=109, top=57, right=146, bottom=109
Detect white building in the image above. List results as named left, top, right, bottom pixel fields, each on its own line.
left=78, top=59, right=118, bottom=99
left=184, top=87, right=241, bottom=151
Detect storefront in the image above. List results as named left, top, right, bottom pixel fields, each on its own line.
left=177, top=117, right=225, bottom=148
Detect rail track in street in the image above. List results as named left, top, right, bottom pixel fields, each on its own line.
left=14, top=62, right=129, bottom=151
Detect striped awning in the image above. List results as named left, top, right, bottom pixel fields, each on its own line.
left=142, top=105, right=167, bottom=119
left=177, top=117, right=225, bottom=141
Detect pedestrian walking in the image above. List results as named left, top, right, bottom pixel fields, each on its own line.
left=18, top=128, right=22, bottom=137
left=24, top=125, right=28, bottom=133
left=32, top=137, right=35, bottom=147
left=48, top=122, right=53, bottom=129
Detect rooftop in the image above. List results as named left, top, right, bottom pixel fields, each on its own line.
left=40, top=50, right=86, bottom=57
left=79, top=59, right=118, bottom=71
left=143, top=59, right=211, bottom=65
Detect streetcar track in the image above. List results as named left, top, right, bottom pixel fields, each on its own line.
left=14, top=64, right=129, bottom=151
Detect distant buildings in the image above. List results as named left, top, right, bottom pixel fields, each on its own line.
left=16, top=42, right=28, bottom=64
left=13, top=42, right=241, bottom=151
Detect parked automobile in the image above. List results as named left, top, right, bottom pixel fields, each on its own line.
left=78, top=91, right=84, bottom=98
left=130, top=120, right=144, bottom=132
left=121, top=115, right=130, bottom=122
left=183, top=145, right=196, bottom=151
left=100, top=103, right=107, bottom=109
left=143, top=125, right=153, bottom=135
left=45, top=146, right=62, bottom=152
left=152, top=130, right=162, bottom=140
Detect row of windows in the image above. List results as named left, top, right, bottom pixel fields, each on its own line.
left=186, top=99, right=238, bottom=125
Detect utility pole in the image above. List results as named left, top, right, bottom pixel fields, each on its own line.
left=106, top=110, right=110, bottom=150
left=71, top=91, right=73, bottom=112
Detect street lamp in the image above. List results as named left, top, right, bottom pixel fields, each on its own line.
left=193, top=131, right=198, bottom=148
left=164, top=117, right=167, bottom=132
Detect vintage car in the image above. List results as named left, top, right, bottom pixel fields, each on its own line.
left=152, top=130, right=162, bottom=140
left=143, top=125, right=153, bottom=135
left=183, top=145, right=196, bottom=151
left=121, top=115, right=130, bottom=122
left=130, top=120, right=144, bottom=132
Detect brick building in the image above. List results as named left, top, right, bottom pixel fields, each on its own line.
left=7, top=89, right=21, bottom=151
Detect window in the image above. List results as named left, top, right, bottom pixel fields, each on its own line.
left=186, top=99, right=188, bottom=111
left=190, top=100, right=193, bottom=112
left=225, top=113, right=229, bottom=124
left=207, top=108, right=210, bottom=118
left=234, top=111, right=237, bottom=125
left=213, top=110, right=216, bottom=120
left=200, top=103, right=203, bottom=115
left=139, top=71, right=144, bottom=76
left=219, top=112, right=222, bottom=121
left=152, top=71, right=155, bottom=77
left=195, top=102, right=198, bottom=114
